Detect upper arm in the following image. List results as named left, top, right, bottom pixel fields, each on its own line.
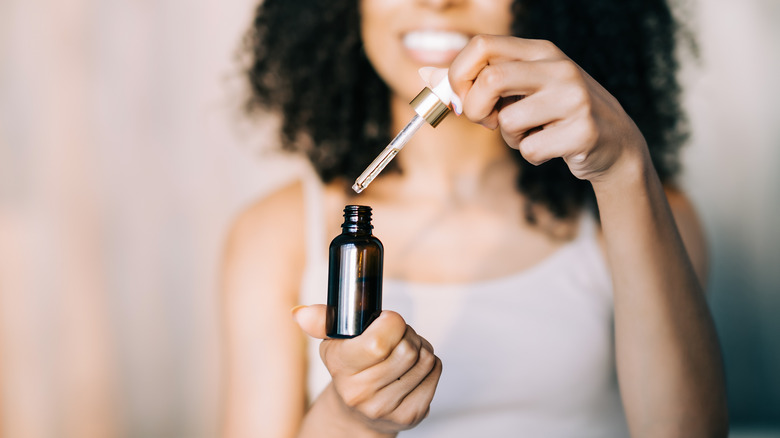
left=220, top=181, right=308, bottom=438
left=665, top=187, right=709, bottom=290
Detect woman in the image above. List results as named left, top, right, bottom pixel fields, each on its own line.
left=221, top=0, right=728, bottom=436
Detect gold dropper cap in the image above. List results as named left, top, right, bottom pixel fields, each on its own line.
left=410, top=87, right=452, bottom=127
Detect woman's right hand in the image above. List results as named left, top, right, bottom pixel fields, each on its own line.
left=293, top=305, right=442, bottom=435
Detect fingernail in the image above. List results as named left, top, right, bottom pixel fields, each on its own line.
left=290, top=305, right=306, bottom=321
left=418, top=66, right=436, bottom=83
left=451, top=93, right=463, bottom=115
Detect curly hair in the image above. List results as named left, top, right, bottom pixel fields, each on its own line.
left=244, top=0, right=689, bottom=219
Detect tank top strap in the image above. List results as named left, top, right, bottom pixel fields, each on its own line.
left=299, top=174, right=330, bottom=309
left=301, top=174, right=327, bottom=268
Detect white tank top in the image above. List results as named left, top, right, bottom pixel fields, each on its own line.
left=298, top=177, right=629, bottom=437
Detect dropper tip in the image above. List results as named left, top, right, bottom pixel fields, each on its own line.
left=352, top=182, right=365, bottom=194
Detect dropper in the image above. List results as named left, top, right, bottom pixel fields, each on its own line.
left=352, top=74, right=457, bottom=193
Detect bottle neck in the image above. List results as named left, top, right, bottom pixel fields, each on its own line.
left=341, top=205, right=373, bottom=235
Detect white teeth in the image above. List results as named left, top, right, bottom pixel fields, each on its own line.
left=403, top=30, right=469, bottom=52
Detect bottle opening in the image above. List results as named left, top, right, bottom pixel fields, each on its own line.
left=342, top=205, right=373, bottom=232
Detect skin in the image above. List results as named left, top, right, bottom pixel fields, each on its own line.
left=221, top=0, right=727, bottom=437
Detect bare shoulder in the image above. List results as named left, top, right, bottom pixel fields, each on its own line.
left=221, top=181, right=311, bottom=437
left=664, top=186, right=709, bottom=288
left=222, top=180, right=307, bottom=302
left=225, top=180, right=306, bottom=261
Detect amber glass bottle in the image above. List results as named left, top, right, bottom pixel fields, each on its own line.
left=326, top=205, right=383, bottom=338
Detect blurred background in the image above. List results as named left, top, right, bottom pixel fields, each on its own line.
left=0, top=0, right=778, bottom=437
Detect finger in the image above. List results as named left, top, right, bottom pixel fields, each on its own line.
left=418, top=335, right=434, bottom=355
left=292, top=304, right=328, bottom=339
left=358, top=349, right=440, bottom=423
left=419, top=67, right=462, bottom=114
left=495, top=91, right=563, bottom=149
left=461, top=60, right=553, bottom=128
left=515, top=117, right=596, bottom=167
left=417, top=66, right=447, bottom=89
left=323, top=311, right=408, bottom=373
left=332, top=325, right=424, bottom=408
left=383, top=356, right=443, bottom=429
left=381, top=341, right=437, bottom=396
left=352, top=325, right=424, bottom=390
left=448, top=35, right=562, bottom=103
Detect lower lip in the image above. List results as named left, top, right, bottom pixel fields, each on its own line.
left=404, top=47, right=462, bottom=66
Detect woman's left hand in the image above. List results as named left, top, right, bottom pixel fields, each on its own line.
left=447, top=34, right=649, bottom=185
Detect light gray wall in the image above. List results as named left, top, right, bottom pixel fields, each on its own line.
left=680, top=0, right=780, bottom=425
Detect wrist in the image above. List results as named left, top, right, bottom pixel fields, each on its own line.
left=590, top=140, right=653, bottom=200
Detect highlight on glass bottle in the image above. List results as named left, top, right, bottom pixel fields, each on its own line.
left=326, top=205, right=384, bottom=338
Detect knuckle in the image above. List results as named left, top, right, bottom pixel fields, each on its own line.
left=501, top=130, right=521, bottom=150
left=360, top=400, right=389, bottom=421
left=365, top=335, right=392, bottom=362
left=396, top=339, right=420, bottom=369
left=497, top=108, right=519, bottom=132
left=519, top=140, right=542, bottom=165
left=390, top=408, right=420, bottom=428
left=431, top=357, right=443, bottom=380
left=535, top=38, right=560, bottom=56
left=471, top=34, right=493, bottom=53
left=555, top=59, right=582, bottom=82
left=339, top=384, right=365, bottom=408
left=479, top=65, right=504, bottom=91
left=417, top=347, right=436, bottom=372
left=567, top=85, right=591, bottom=112
left=419, top=336, right=434, bottom=355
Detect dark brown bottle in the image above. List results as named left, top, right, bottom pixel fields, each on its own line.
left=326, top=205, right=383, bottom=338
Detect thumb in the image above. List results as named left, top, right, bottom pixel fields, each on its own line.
left=418, top=66, right=448, bottom=89
left=291, top=304, right=328, bottom=339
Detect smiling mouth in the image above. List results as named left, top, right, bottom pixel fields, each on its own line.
left=402, top=30, right=470, bottom=52
left=401, top=30, right=470, bottom=65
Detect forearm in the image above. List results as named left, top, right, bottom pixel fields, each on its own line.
left=592, top=153, right=727, bottom=436
left=298, top=384, right=398, bottom=438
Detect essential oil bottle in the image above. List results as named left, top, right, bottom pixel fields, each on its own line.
left=326, top=205, right=383, bottom=338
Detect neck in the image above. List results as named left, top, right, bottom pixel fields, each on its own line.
left=384, top=93, right=516, bottom=201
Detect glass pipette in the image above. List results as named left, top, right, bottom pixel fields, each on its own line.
left=352, top=75, right=456, bottom=193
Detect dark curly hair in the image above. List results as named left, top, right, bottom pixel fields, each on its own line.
left=244, top=0, right=690, bottom=219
